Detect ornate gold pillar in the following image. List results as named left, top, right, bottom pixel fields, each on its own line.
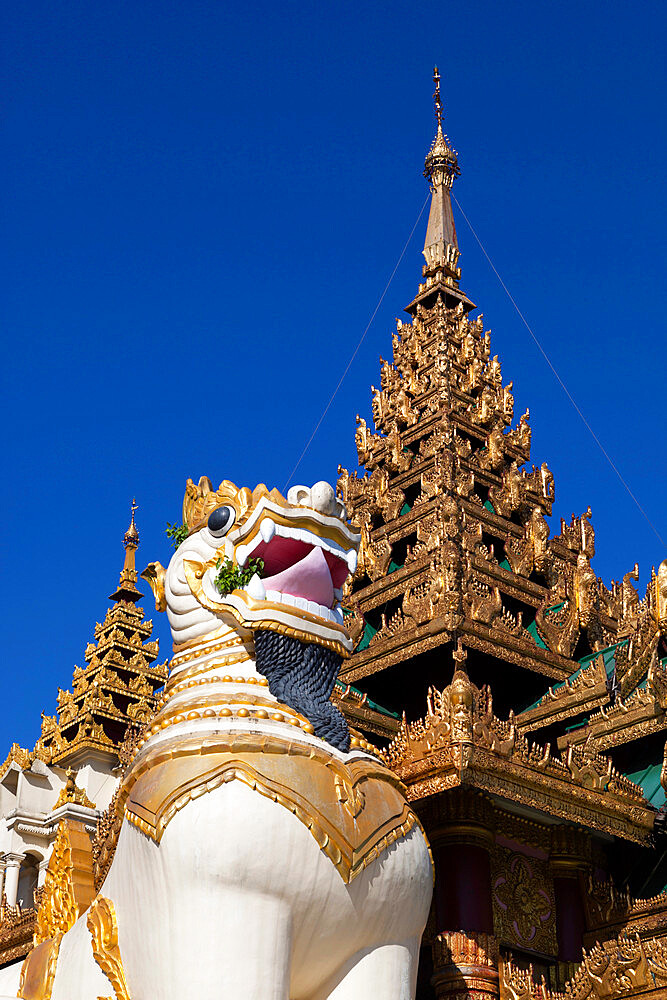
left=431, top=930, right=499, bottom=1000
left=549, top=826, right=589, bottom=964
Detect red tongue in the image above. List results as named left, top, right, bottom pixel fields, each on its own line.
left=262, top=546, right=334, bottom=607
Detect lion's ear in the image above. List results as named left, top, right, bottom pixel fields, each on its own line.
left=141, top=562, right=167, bottom=612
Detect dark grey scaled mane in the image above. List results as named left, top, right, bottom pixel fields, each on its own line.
left=253, top=630, right=350, bottom=752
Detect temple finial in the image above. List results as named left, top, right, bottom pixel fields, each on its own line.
left=424, top=68, right=459, bottom=184
left=433, top=66, right=443, bottom=134
left=422, top=68, right=461, bottom=281
left=112, top=500, right=142, bottom=603
left=124, top=498, right=140, bottom=549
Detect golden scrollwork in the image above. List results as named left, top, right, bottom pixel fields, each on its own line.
left=182, top=476, right=254, bottom=534
left=34, top=819, right=96, bottom=946
left=87, top=896, right=131, bottom=1000
left=356, top=522, right=392, bottom=583
left=501, top=931, right=667, bottom=999
left=492, top=845, right=557, bottom=956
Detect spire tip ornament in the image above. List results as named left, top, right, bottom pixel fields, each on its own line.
left=432, top=65, right=443, bottom=133
left=113, top=501, right=142, bottom=602
left=424, top=68, right=459, bottom=184
left=421, top=67, right=462, bottom=282
left=123, top=498, right=140, bottom=549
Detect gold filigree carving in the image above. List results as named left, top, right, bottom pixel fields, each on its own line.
left=341, top=602, right=365, bottom=650
left=34, top=819, right=96, bottom=945
left=356, top=523, right=392, bottom=582
left=517, top=652, right=608, bottom=734
left=488, top=462, right=553, bottom=520
left=0, top=899, right=36, bottom=969
left=182, top=476, right=254, bottom=534
left=382, top=649, right=653, bottom=843
left=87, top=896, right=131, bottom=1000
left=355, top=416, right=385, bottom=470
left=464, top=556, right=502, bottom=625
left=53, top=768, right=96, bottom=810
left=615, top=588, right=661, bottom=698
left=535, top=596, right=579, bottom=659
left=501, top=931, right=667, bottom=999
left=492, top=845, right=557, bottom=956
left=504, top=507, right=551, bottom=579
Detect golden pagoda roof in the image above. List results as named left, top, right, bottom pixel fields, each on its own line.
left=0, top=507, right=168, bottom=777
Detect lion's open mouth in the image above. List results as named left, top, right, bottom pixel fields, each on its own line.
left=238, top=525, right=353, bottom=626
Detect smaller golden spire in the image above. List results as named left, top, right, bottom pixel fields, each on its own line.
left=111, top=500, right=143, bottom=603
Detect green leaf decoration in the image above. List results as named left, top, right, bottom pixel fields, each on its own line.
left=214, top=557, right=265, bottom=596
left=166, top=522, right=189, bottom=548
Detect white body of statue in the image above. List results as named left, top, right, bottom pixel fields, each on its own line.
left=0, top=479, right=432, bottom=1000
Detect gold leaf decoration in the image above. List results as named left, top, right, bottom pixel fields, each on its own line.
left=87, top=896, right=131, bottom=1000
left=34, top=819, right=96, bottom=946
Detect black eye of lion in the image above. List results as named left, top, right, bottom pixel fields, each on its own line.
left=208, top=506, right=234, bottom=536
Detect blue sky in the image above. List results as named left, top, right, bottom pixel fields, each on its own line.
left=2, top=1, right=665, bottom=748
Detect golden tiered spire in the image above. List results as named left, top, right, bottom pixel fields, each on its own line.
left=29, top=507, right=168, bottom=766
left=338, top=71, right=662, bottom=721
left=339, top=70, right=666, bottom=749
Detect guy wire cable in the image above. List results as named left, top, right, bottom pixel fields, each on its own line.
left=453, top=193, right=665, bottom=548
left=283, top=192, right=430, bottom=493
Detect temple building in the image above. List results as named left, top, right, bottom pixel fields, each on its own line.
left=336, top=71, right=667, bottom=997
left=1, top=70, right=666, bottom=998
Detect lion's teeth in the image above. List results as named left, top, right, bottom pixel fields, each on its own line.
left=236, top=545, right=249, bottom=568
left=246, top=574, right=266, bottom=600
left=259, top=518, right=275, bottom=544
left=333, top=606, right=344, bottom=625
left=346, top=549, right=358, bottom=574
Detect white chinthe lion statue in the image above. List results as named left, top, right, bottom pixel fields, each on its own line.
left=0, top=477, right=432, bottom=1000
